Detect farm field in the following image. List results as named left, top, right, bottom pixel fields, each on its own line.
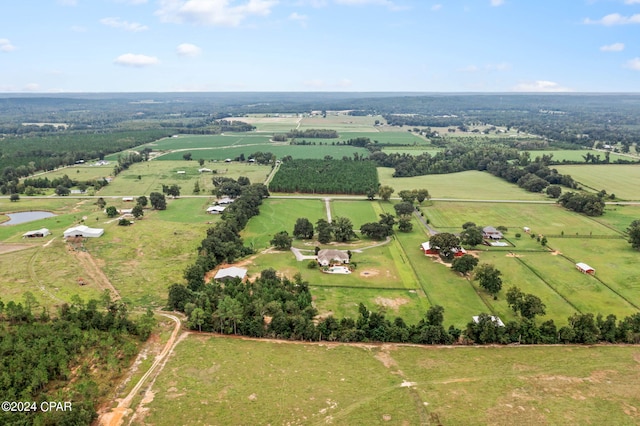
left=594, top=204, right=640, bottom=233
left=157, top=144, right=370, bottom=161
left=377, top=168, right=548, bottom=200
left=554, top=164, right=640, bottom=201
left=330, top=200, right=379, bottom=228
left=24, top=163, right=113, bottom=183
left=143, top=336, right=640, bottom=426
left=525, top=149, right=630, bottom=163
left=381, top=147, right=442, bottom=156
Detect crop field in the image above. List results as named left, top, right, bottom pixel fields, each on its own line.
left=377, top=168, right=548, bottom=200
left=138, top=134, right=275, bottom=151
left=97, top=161, right=271, bottom=196
left=425, top=201, right=619, bottom=237
left=554, top=164, right=640, bottom=201
left=25, top=163, right=113, bottom=183
left=143, top=336, right=640, bottom=426
left=381, top=147, right=442, bottom=156
left=594, top=204, right=640, bottom=233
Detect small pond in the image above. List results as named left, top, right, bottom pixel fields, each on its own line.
left=1, top=211, right=57, bottom=226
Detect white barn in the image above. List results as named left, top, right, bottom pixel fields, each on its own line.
left=63, top=225, right=104, bottom=238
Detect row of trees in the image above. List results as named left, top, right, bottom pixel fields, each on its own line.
left=269, top=159, right=379, bottom=195
left=557, top=192, right=606, bottom=216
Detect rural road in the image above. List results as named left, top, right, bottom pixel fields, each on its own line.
left=97, top=312, right=184, bottom=426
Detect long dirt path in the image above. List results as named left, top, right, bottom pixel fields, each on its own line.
left=97, top=312, right=184, bottom=426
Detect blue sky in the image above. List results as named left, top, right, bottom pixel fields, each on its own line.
left=1, top=0, right=640, bottom=92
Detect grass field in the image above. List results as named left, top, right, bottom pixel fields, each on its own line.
left=156, top=144, right=370, bottom=161
left=97, top=161, right=271, bottom=196
left=525, top=149, right=630, bottom=163
left=426, top=202, right=620, bottom=237
left=554, top=164, right=640, bottom=200
left=330, top=200, right=379, bottom=228
left=143, top=336, right=640, bottom=426
left=377, top=168, right=548, bottom=200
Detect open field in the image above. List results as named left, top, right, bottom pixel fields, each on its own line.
left=554, top=164, right=640, bottom=201
left=242, top=198, right=327, bottom=250
left=594, top=204, right=640, bottom=233
left=98, top=161, right=271, bottom=196
left=25, top=163, right=113, bottom=182
left=526, top=149, right=630, bottom=163
left=330, top=200, right=379, bottom=228
left=156, top=144, right=370, bottom=161
left=143, top=335, right=640, bottom=426
left=426, top=201, right=620, bottom=237
left=377, top=168, right=549, bottom=200
left=381, top=147, right=442, bottom=156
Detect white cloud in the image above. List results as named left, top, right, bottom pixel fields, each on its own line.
left=176, top=43, right=202, bottom=56
left=431, top=4, right=442, bottom=11
left=115, top=0, right=148, bottom=4
left=334, top=0, right=405, bottom=9
left=512, top=80, right=573, bottom=92
left=289, top=12, right=308, bottom=26
left=114, top=53, right=159, bottom=67
left=625, top=58, right=640, bottom=70
left=584, top=13, right=640, bottom=26
left=101, top=17, right=149, bottom=31
left=156, top=0, right=278, bottom=27
left=600, top=42, right=625, bottom=52
left=295, top=0, right=326, bottom=6
left=490, top=0, right=504, bottom=6
left=0, top=38, right=16, bottom=52
left=625, top=0, right=640, bottom=4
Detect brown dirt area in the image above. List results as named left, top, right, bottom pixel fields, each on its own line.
left=374, top=297, right=409, bottom=311
left=70, top=249, right=120, bottom=300
left=0, top=243, right=35, bottom=254
left=360, top=269, right=380, bottom=277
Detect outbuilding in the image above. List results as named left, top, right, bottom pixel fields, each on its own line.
left=214, top=266, right=247, bottom=281
left=206, top=205, right=226, bottom=214
left=576, top=262, right=595, bottom=275
left=63, top=225, right=104, bottom=238
left=23, top=228, right=51, bottom=238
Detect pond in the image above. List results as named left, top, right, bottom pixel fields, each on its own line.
left=1, top=211, right=57, bottom=226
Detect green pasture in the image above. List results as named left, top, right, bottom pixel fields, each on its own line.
left=377, top=168, right=548, bottom=201
left=515, top=250, right=637, bottom=318
left=526, top=149, right=629, bottom=163
left=594, top=204, right=640, bottom=233
left=141, top=134, right=274, bottom=151
left=156, top=144, right=370, bottom=161
left=97, top=161, right=271, bottom=196
left=426, top=202, right=619, bottom=237
left=478, top=252, right=580, bottom=324
left=330, top=200, right=379, bottom=228
left=545, top=238, right=640, bottom=314
left=23, top=164, right=113, bottom=183
left=311, top=287, right=429, bottom=325
left=554, top=164, right=640, bottom=200
left=143, top=336, right=422, bottom=426
left=144, top=337, right=640, bottom=426
left=242, top=198, right=327, bottom=250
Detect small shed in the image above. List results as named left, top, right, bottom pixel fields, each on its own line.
left=23, top=228, right=51, bottom=238
left=214, top=267, right=247, bottom=281
left=576, top=262, right=595, bottom=275
left=122, top=197, right=134, bottom=202
left=420, top=241, right=439, bottom=255
left=206, top=205, right=226, bottom=214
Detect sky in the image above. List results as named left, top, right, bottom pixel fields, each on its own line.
left=1, top=0, right=640, bottom=93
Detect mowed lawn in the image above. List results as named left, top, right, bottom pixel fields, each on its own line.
left=330, top=200, right=379, bottom=228
left=554, top=164, right=640, bottom=201
left=242, top=198, right=327, bottom=250
left=426, top=202, right=619, bottom=236
left=377, top=168, right=548, bottom=200
left=143, top=336, right=640, bottom=426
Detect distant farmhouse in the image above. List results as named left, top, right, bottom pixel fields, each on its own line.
left=482, top=226, right=503, bottom=240
left=63, top=225, right=104, bottom=238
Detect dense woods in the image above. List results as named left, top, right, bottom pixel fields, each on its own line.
left=0, top=294, right=154, bottom=425
left=269, top=159, right=379, bottom=194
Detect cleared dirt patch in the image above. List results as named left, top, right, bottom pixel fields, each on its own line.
left=360, top=269, right=380, bottom=277
left=0, top=243, right=35, bottom=254
left=374, top=297, right=409, bottom=311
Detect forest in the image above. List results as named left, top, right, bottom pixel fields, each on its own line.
left=0, top=294, right=154, bottom=425
left=268, top=158, right=379, bottom=194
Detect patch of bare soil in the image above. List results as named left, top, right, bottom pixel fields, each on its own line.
left=374, top=297, right=409, bottom=311
left=551, top=250, right=561, bottom=256
left=0, top=243, right=34, bottom=254
left=71, top=250, right=120, bottom=300
left=506, top=252, right=522, bottom=258
left=360, top=269, right=380, bottom=277
left=428, top=255, right=453, bottom=268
